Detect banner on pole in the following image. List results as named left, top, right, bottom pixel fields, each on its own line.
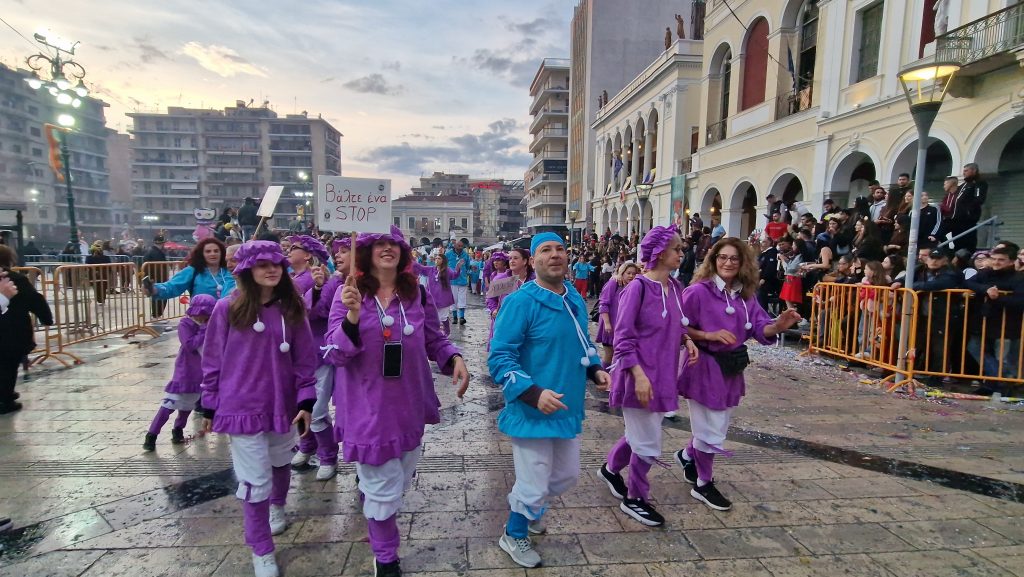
left=316, top=176, right=392, bottom=233
left=257, top=186, right=284, bottom=218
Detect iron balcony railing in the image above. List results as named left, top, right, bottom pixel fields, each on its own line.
left=936, top=3, right=1024, bottom=65
left=775, top=86, right=814, bottom=120
left=706, top=119, right=726, bottom=145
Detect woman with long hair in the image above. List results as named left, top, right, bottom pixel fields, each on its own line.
left=147, top=237, right=235, bottom=300
left=778, top=238, right=806, bottom=312
left=414, top=253, right=457, bottom=335
left=200, top=240, right=317, bottom=577
left=852, top=218, right=885, bottom=263
left=600, top=226, right=699, bottom=527
left=595, top=261, right=640, bottom=365
left=287, top=235, right=330, bottom=295
left=486, top=248, right=535, bottom=347
left=291, top=237, right=350, bottom=480
left=324, top=225, right=468, bottom=576
left=673, top=238, right=801, bottom=511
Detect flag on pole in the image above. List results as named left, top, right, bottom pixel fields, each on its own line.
left=786, top=45, right=797, bottom=91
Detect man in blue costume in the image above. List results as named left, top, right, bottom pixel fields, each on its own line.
left=488, top=232, right=610, bottom=568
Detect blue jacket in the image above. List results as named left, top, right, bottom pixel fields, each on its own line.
left=488, top=280, right=602, bottom=439
left=155, top=266, right=235, bottom=300
left=446, top=248, right=471, bottom=286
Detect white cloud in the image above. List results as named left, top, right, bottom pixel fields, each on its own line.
left=180, top=42, right=267, bottom=78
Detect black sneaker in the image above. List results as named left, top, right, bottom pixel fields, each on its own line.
left=691, top=480, right=732, bottom=511
left=620, top=497, right=665, bottom=526
left=0, top=402, right=22, bottom=415
left=0, top=517, right=11, bottom=533
left=170, top=427, right=185, bottom=444
left=374, top=558, right=402, bottom=577
left=142, top=433, right=157, bottom=452
left=458, top=317, right=466, bottom=325
left=598, top=463, right=627, bottom=499
left=674, top=449, right=698, bottom=485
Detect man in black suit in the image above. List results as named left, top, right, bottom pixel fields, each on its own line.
left=0, top=245, right=54, bottom=413
left=143, top=236, right=169, bottom=320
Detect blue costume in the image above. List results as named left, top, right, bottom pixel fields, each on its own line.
left=154, top=266, right=235, bottom=300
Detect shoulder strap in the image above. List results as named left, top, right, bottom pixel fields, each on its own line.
left=420, top=284, right=427, bottom=307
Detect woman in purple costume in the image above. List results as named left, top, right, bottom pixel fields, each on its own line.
left=599, top=226, right=698, bottom=527
left=673, top=238, right=800, bottom=511
left=486, top=249, right=534, bottom=346
left=324, top=225, right=469, bottom=577
left=595, top=261, right=640, bottom=366
left=292, top=237, right=350, bottom=480
left=200, top=240, right=318, bottom=577
left=287, top=235, right=330, bottom=295
left=413, top=253, right=457, bottom=335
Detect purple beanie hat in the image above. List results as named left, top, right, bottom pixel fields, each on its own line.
left=287, top=235, right=330, bottom=264
left=186, top=293, right=216, bottom=317
left=357, top=224, right=411, bottom=251
left=233, top=240, right=287, bottom=274
left=331, top=236, right=352, bottom=253
left=640, top=224, right=681, bottom=268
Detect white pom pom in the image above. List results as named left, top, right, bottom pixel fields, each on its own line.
left=661, top=309, right=668, bottom=318
left=587, top=347, right=597, bottom=357
left=382, top=315, right=395, bottom=327
left=681, top=316, right=690, bottom=327
left=725, top=306, right=735, bottom=315
left=580, top=356, right=592, bottom=367
left=253, top=320, right=265, bottom=333
left=744, top=322, right=753, bottom=330
left=402, top=324, right=414, bottom=336
left=279, top=342, right=291, bottom=353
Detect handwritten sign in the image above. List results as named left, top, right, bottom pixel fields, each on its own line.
left=316, top=176, right=392, bottom=233
left=485, top=276, right=519, bottom=299
left=257, top=186, right=284, bottom=218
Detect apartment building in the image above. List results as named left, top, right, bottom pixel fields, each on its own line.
left=128, top=102, right=341, bottom=240
left=526, top=58, right=570, bottom=236
left=472, top=179, right=525, bottom=243
left=392, top=194, right=475, bottom=246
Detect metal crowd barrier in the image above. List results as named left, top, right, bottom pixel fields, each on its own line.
left=9, top=266, right=77, bottom=367
left=51, top=263, right=159, bottom=350
left=138, top=261, right=190, bottom=324
left=808, top=282, right=1024, bottom=393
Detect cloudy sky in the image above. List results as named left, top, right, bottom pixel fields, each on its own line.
left=0, top=0, right=573, bottom=195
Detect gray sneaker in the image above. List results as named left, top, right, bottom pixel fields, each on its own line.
left=528, top=519, right=546, bottom=535
left=498, top=532, right=541, bottom=568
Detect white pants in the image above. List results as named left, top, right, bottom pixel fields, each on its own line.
left=437, top=305, right=450, bottom=323
left=450, top=285, right=468, bottom=309
left=311, top=364, right=334, bottom=433
left=622, top=407, right=663, bottom=460
left=161, top=392, right=200, bottom=412
left=356, top=446, right=422, bottom=521
left=230, top=431, right=297, bottom=503
left=687, top=400, right=733, bottom=454
left=508, top=436, right=581, bottom=520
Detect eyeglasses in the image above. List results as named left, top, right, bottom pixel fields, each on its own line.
left=715, top=255, right=741, bottom=263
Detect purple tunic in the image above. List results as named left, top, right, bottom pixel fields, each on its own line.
left=291, top=269, right=314, bottom=296
left=595, top=279, right=623, bottom=345
left=201, top=296, right=318, bottom=434
left=677, top=279, right=775, bottom=410
left=609, top=275, right=688, bottom=413
left=303, top=274, right=344, bottom=357
left=324, top=286, right=460, bottom=466
left=414, top=263, right=456, bottom=309
left=165, top=317, right=206, bottom=394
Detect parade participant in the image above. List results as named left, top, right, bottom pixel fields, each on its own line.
left=599, top=226, right=699, bottom=526
left=486, top=249, right=534, bottom=347
left=143, top=294, right=216, bottom=451
left=291, top=237, right=349, bottom=479
left=595, top=261, right=640, bottom=365
left=200, top=240, right=317, bottom=577
left=470, top=251, right=484, bottom=295
left=488, top=233, right=610, bottom=568
left=287, top=235, right=330, bottom=295
left=674, top=238, right=801, bottom=511
left=0, top=247, right=53, bottom=414
left=146, top=237, right=235, bottom=300
left=446, top=237, right=472, bottom=326
left=413, top=253, right=457, bottom=335
left=324, top=225, right=469, bottom=577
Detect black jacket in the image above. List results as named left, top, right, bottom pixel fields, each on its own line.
left=0, top=269, right=54, bottom=356
left=678, top=247, right=696, bottom=276
left=965, top=267, right=1024, bottom=337
left=237, top=203, right=259, bottom=226
left=758, top=247, right=781, bottom=289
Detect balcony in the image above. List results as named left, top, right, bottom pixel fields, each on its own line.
left=530, top=86, right=570, bottom=115
left=529, top=128, right=568, bottom=153
left=526, top=214, right=566, bottom=229
left=935, top=3, right=1024, bottom=75
left=529, top=107, right=569, bottom=134
left=774, top=86, right=814, bottom=120
left=706, top=119, right=726, bottom=145
left=528, top=150, right=568, bottom=172
left=527, top=173, right=567, bottom=191
left=527, top=193, right=565, bottom=210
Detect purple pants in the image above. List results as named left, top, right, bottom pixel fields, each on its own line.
left=367, top=515, right=400, bottom=563
left=296, top=425, right=339, bottom=466
left=687, top=439, right=715, bottom=483
left=607, top=437, right=653, bottom=500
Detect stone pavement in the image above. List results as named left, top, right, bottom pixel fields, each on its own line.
left=1, top=302, right=1023, bottom=577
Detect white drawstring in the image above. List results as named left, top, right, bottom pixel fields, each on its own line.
left=562, top=296, right=597, bottom=367
left=643, top=276, right=689, bottom=327
left=502, top=370, right=528, bottom=391
left=320, top=344, right=338, bottom=360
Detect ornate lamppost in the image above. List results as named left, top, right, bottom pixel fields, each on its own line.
left=567, top=209, right=579, bottom=248
left=634, top=182, right=653, bottom=234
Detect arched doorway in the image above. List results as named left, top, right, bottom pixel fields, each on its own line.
left=740, top=18, right=769, bottom=111
left=601, top=208, right=610, bottom=234
left=972, top=118, right=1024, bottom=244
left=646, top=109, right=659, bottom=180
left=629, top=203, right=641, bottom=236
left=732, top=182, right=758, bottom=238
left=830, top=151, right=878, bottom=209
left=610, top=207, right=619, bottom=235
left=889, top=139, right=954, bottom=195
left=706, top=43, right=733, bottom=144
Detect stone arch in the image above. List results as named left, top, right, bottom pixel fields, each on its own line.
left=886, top=133, right=956, bottom=193
left=601, top=208, right=610, bottom=234
left=730, top=181, right=759, bottom=238
left=707, top=42, right=735, bottom=134
left=967, top=113, right=1024, bottom=174
left=623, top=124, right=635, bottom=182
left=629, top=202, right=641, bottom=235
left=969, top=115, right=1024, bottom=243
left=828, top=147, right=883, bottom=207
left=700, top=186, right=723, bottom=228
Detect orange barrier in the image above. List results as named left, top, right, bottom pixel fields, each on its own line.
left=138, top=261, right=189, bottom=325
left=51, top=264, right=158, bottom=351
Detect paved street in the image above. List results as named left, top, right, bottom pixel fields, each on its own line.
left=1, top=303, right=1023, bottom=577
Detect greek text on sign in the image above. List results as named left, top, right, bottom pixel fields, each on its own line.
left=316, top=176, right=392, bottom=233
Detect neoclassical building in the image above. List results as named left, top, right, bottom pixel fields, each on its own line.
left=590, top=39, right=705, bottom=236
left=687, top=0, right=1023, bottom=242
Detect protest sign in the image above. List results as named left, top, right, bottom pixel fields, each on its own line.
left=316, top=176, right=392, bottom=233
left=485, top=276, right=519, bottom=299
left=256, top=186, right=284, bottom=218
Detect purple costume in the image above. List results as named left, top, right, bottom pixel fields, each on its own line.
left=595, top=279, right=623, bottom=346
left=296, top=273, right=346, bottom=466
left=414, top=262, right=457, bottom=309
left=290, top=269, right=314, bottom=296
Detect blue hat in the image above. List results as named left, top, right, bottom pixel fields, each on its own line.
left=530, top=232, right=564, bottom=254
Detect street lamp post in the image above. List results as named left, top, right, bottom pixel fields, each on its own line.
left=567, top=209, right=579, bottom=248
left=891, top=58, right=959, bottom=388
left=24, top=30, right=88, bottom=248
left=634, top=183, right=653, bottom=234
left=142, top=214, right=159, bottom=238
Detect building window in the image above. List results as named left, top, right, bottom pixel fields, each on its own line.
left=797, top=0, right=819, bottom=92
left=30, top=126, right=40, bottom=137
left=449, top=217, right=456, bottom=230
left=394, top=217, right=400, bottom=227
left=32, top=148, right=42, bottom=157
left=409, top=217, right=416, bottom=229
left=856, top=2, right=884, bottom=83
left=461, top=218, right=468, bottom=230
left=740, top=18, right=769, bottom=110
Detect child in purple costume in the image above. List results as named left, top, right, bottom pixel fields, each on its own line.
left=201, top=240, right=318, bottom=577
left=292, top=237, right=349, bottom=480
left=595, top=261, right=640, bottom=366
left=143, top=293, right=216, bottom=451
left=600, top=226, right=698, bottom=526
left=674, top=238, right=800, bottom=511
left=324, top=225, right=469, bottom=576
left=413, top=253, right=457, bottom=335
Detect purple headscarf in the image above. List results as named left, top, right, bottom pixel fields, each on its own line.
left=356, top=225, right=411, bottom=251
left=233, top=240, right=288, bottom=274
left=185, top=293, right=216, bottom=317
left=331, top=236, right=352, bottom=254
left=287, top=235, right=330, bottom=264
left=640, top=224, right=681, bottom=269
left=490, top=251, right=509, bottom=263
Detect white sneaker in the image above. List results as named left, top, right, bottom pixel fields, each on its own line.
left=252, top=552, right=279, bottom=577
left=315, top=463, right=337, bottom=481
left=498, top=532, right=541, bottom=568
left=291, top=451, right=312, bottom=468
left=269, top=505, right=288, bottom=536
